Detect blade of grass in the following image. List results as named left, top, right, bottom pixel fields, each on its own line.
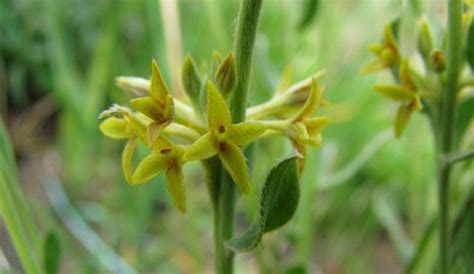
left=44, top=175, right=137, bottom=274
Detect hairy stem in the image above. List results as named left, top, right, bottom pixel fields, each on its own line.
left=214, top=0, right=263, bottom=273
left=437, top=1, right=462, bottom=273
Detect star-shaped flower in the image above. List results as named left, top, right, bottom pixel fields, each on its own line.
left=132, top=137, right=188, bottom=213
left=183, top=82, right=267, bottom=193
left=374, top=59, right=422, bottom=137
left=361, top=24, right=400, bottom=75
left=130, top=59, right=174, bottom=143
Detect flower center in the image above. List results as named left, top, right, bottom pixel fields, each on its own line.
left=160, top=148, right=172, bottom=154
left=218, top=125, right=226, bottom=133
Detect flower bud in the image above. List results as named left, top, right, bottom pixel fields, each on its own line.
left=430, top=49, right=446, bottom=72
left=181, top=55, right=202, bottom=107
left=115, top=76, right=149, bottom=97
left=417, top=19, right=433, bottom=61
left=214, top=52, right=238, bottom=97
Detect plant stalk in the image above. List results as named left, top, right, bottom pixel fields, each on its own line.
left=213, top=0, right=263, bottom=273
left=437, top=1, right=462, bottom=273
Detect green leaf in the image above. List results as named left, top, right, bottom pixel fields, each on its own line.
left=466, top=19, right=474, bottom=71
left=225, top=155, right=300, bottom=252
left=43, top=232, right=61, bottom=274
left=298, top=0, right=319, bottom=30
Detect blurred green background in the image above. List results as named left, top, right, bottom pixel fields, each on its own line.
left=1, top=0, right=472, bottom=273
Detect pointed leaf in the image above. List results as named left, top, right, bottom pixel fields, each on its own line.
left=226, top=156, right=300, bottom=252
left=219, top=142, right=249, bottom=194
left=227, top=121, right=266, bottom=146
left=166, top=163, right=186, bottom=213
left=207, top=81, right=231, bottom=131
left=43, top=232, right=61, bottom=274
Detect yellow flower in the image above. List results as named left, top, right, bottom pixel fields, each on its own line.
left=374, top=59, right=422, bottom=138
left=130, top=59, right=174, bottom=144
left=130, top=137, right=187, bottom=213
left=99, top=106, right=148, bottom=184
left=183, top=82, right=267, bottom=193
left=287, top=79, right=328, bottom=147
left=361, top=24, right=400, bottom=75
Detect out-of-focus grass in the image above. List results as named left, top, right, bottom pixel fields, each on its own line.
left=0, top=0, right=472, bottom=273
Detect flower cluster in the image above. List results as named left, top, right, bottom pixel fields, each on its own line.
left=100, top=55, right=327, bottom=213
left=362, top=23, right=426, bottom=138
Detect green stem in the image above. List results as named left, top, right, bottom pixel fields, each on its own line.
left=213, top=1, right=263, bottom=273
left=437, top=1, right=462, bottom=273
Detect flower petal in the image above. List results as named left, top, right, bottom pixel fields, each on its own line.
left=360, top=59, right=387, bottom=75
left=130, top=97, right=163, bottom=121
left=132, top=152, right=168, bottom=184
left=124, top=114, right=148, bottom=144
left=166, top=163, right=186, bottom=213
left=394, top=104, right=413, bottom=138
left=305, top=117, right=329, bottom=134
left=294, top=78, right=322, bottom=120
left=290, top=138, right=306, bottom=173
left=100, top=117, right=128, bottom=139
left=122, top=137, right=137, bottom=184
left=218, top=142, right=249, bottom=194
left=288, top=122, right=309, bottom=143
left=399, top=59, right=417, bottom=91
left=374, top=85, right=414, bottom=101
left=207, top=81, right=231, bottom=131
left=227, top=121, right=267, bottom=146
left=148, top=121, right=170, bottom=146
left=383, top=24, right=399, bottom=55
left=183, top=132, right=218, bottom=162
left=150, top=59, right=170, bottom=101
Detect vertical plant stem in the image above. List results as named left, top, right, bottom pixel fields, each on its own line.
left=213, top=0, right=263, bottom=273
left=438, top=0, right=462, bottom=273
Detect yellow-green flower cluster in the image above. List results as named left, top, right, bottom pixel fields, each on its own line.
left=362, top=24, right=426, bottom=138
left=100, top=57, right=327, bottom=213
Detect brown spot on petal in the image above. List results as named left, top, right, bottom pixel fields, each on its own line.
left=218, top=125, right=226, bottom=133
left=160, top=148, right=172, bottom=154
left=219, top=142, right=226, bottom=152
left=167, top=158, right=176, bottom=172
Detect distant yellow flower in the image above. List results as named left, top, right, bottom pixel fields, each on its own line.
left=132, top=137, right=187, bottom=213
left=183, top=82, right=267, bottom=193
left=130, top=60, right=174, bottom=144
left=374, top=59, right=422, bottom=137
left=361, top=24, right=401, bottom=75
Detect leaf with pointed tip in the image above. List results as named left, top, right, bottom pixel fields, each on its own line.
left=226, top=155, right=300, bottom=252
left=43, top=232, right=61, bottom=274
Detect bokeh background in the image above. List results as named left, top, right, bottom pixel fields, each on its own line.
left=1, top=0, right=472, bottom=273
